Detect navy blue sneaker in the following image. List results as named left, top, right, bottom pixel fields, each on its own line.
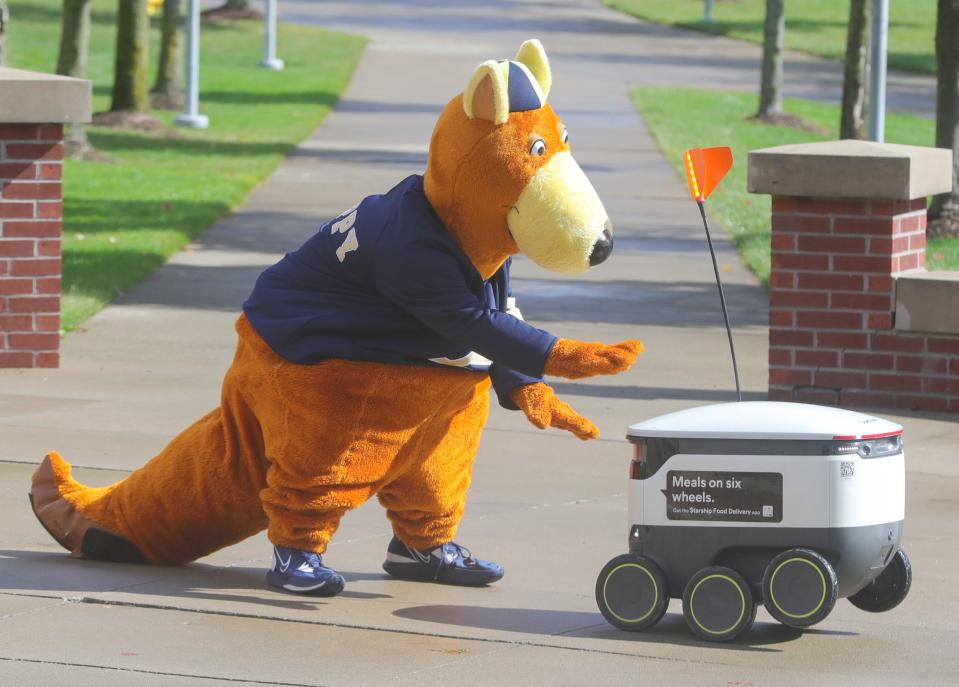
left=266, top=545, right=345, bottom=596
left=382, top=537, right=504, bottom=586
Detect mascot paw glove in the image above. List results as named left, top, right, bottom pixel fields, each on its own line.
left=510, top=382, right=600, bottom=441
left=544, top=338, right=643, bottom=380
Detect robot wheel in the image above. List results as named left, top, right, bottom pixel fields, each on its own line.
left=848, top=548, right=912, bottom=613
left=682, top=566, right=757, bottom=642
left=762, top=548, right=838, bottom=628
left=595, top=553, right=669, bottom=631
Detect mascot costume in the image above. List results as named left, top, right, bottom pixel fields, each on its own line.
left=29, top=40, right=642, bottom=596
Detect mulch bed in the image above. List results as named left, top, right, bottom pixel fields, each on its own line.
left=91, top=110, right=183, bottom=139
left=747, top=111, right=830, bottom=135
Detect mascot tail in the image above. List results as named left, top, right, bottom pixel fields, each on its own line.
left=28, top=321, right=281, bottom=566
left=30, top=451, right=149, bottom=563
left=29, top=401, right=270, bottom=565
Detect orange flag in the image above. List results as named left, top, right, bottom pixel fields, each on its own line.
left=683, top=146, right=733, bottom=202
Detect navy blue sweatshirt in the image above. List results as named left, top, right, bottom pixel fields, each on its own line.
left=242, top=175, right=556, bottom=408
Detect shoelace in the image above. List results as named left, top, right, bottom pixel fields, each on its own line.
left=303, top=551, right=323, bottom=571
left=442, top=542, right=474, bottom=564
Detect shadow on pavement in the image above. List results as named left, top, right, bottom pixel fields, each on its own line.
left=291, top=1, right=656, bottom=37
left=392, top=604, right=854, bottom=650
left=513, top=277, right=768, bottom=327
left=550, top=382, right=766, bottom=403
left=0, top=550, right=390, bottom=610
left=290, top=146, right=428, bottom=167
left=336, top=99, right=442, bottom=115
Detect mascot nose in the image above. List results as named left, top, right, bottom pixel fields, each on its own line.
left=588, top=220, right=614, bottom=267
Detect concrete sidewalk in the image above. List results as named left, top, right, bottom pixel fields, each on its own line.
left=1, top=1, right=955, bottom=685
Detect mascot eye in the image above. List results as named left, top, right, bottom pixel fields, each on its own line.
left=561, top=128, right=569, bottom=145
left=529, top=138, right=546, bottom=156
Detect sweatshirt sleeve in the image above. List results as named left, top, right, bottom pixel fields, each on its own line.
left=489, top=363, right=543, bottom=410
left=373, top=238, right=556, bottom=378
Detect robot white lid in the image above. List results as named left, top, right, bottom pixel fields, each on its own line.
left=627, top=401, right=903, bottom=441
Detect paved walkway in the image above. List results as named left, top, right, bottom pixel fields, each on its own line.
left=281, top=0, right=936, bottom=117
left=0, top=2, right=954, bottom=685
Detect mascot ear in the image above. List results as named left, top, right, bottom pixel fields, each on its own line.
left=463, top=60, right=510, bottom=125
left=515, top=39, right=551, bottom=102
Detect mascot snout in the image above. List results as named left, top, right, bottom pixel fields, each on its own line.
left=507, top=151, right=612, bottom=274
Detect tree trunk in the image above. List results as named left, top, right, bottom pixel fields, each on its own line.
left=757, top=0, right=785, bottom=116
left=930, top=0, right=959, bottom=221
left=57, top=0, right=92, bottom=77
left=111, top=0, right=150, bottom=112
left=840, top=0, right=869, bottom=139
left=57, top=0, right=94, bottom=157
left=0, top=0, right=9, bottom=67
left=151, top=0, right=182, bottom=108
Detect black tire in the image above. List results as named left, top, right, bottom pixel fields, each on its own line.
left=762, top=548, right=838, bottom=628
left=596, top=554, right=669, bottom=631
left=848, top=548, right=912, bottom=613
left=682, top=566, right=756, bottom=642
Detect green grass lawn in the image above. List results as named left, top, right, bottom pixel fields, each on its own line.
left=607, top=0, right=937, bottom=74
left=6, top=0, right=365, bottom=329
left=632, top=86, right=956, bottom=286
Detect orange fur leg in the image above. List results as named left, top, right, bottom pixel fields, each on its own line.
left=377, top=380, right=490, bottom=550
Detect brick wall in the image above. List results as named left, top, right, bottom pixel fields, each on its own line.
left=0, top=123, right=63, bottom=368
left=768, top=196, right=959, bottom=413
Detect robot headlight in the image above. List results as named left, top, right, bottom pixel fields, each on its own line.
left=831, top=433, right=902, bottom=459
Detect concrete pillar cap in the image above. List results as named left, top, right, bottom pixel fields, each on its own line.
left=0, top=66, right=92, bottom=124
left=748, top=139, right=951, bottom=200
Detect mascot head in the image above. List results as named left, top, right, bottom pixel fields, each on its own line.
left=424, top=39, right=613, bottom=280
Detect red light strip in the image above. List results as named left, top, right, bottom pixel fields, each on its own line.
left=862, top=429, right=903, bottom=439
left=832, top=429, right=903, bottom=441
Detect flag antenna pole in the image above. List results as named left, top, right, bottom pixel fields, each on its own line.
left=696, top=199, right=741, bottom=402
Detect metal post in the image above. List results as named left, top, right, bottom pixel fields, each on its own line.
left=867, top=0, right=888, bottom=142
left=174, top=0, right=208, bottom=129
left=703, top=0, right=713, bottom=23
left=260, top=0, right=284, bottom=70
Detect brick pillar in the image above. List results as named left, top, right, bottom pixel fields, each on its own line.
left=0, top=124, right=64, bottom=367
left=0, top=66, right=90, bottom=368
left=748, top=140, right=958, bottom=412
left=766, top=196, right=928, bottom=406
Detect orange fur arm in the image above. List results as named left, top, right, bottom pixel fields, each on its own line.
left=509, top=382, right=599, bottom=441
left=543, top=338, right=643, bottom=380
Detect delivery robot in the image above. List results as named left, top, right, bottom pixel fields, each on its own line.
left=594, top=148, right=911, bottom=641
left=595, top=401, right=911, bottom=642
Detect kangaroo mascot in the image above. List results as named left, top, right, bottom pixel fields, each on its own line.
left=30, top=40, right=642, bottom=596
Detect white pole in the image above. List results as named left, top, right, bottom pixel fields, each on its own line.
left=260, top=0, right=284, bottom=70
left=703, top=0, right=713, bottom=23
left=867, top=0, right=888, bottom=142
left=174, top=0, right=209, bottom=129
